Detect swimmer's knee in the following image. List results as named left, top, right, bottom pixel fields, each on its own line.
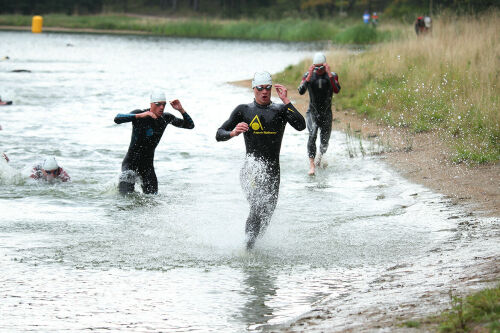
left=119, top=170, right=136, bottom=183
left=118, top=181, right=134, bottom=194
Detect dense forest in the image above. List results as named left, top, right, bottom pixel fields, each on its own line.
left=0, top=0, right=498, bottom=19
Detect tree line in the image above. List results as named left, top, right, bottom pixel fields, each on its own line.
left=0, top=0, right=498, bottom=19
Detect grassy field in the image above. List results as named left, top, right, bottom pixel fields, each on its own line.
left=402, top=283, right=500, bottom=332
left=0, top=14, right=398, bottom=43
left=277, top=12, right=500, bottom=163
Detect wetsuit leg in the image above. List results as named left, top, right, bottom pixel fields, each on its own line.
left=306, top=111, right=319, bottom=159
left=139, top=165, right=158, bottom=194
left=118, top=168, right=137, bottom=194
left=240, top=159, right=280, bottom=249
left=318, top=111, right=333, bottom=156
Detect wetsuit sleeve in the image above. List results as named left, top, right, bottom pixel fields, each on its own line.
left=114, top=109, right=143, bottom=124
left=284, top=103, right=306, bottom=131
left=30, top=165, right=42, bottom=179
left=58, top=168, right=70, bottom=182
left=330, top=72, right=341, bottom=94
left=165, top=112, right=195, bottom=129
left=216, top=106, right=243, bottom=141
left=298, top=72, right=309, bottom=95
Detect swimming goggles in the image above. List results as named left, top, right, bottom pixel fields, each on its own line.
left=255, top=85, right=272, bottom=91
left=154, top=102, right=167, bottom=106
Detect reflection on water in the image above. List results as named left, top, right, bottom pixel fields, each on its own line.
left=0, top=31, right=498, bottom=332
left=238, top=265, right=277, bottom=329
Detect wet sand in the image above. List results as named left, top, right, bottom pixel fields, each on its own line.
left=233, top=79, right=499, bottom=331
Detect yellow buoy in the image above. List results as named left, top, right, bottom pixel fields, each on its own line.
left=32, top=16, right=43, bottom=33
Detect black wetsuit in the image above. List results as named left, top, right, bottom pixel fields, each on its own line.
left=216, top=100, right=305, bottom=248
left=298, top=71, right=340, bottom=159
left=114, top=109, right=194, bottom=194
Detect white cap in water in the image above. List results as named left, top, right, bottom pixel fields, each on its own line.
left=313, top=52, right=326, bottom=65
left=252, top=71, right=272, bottom=88
left=42, top=157, right=59, bottom=171
left=150, top=90, right=166, bottom=103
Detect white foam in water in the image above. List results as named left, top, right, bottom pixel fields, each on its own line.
left=0, top=31, right=498, bottom=332
left=0, top=156, right=26, bottom=185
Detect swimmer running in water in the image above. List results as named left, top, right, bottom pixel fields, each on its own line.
left=298, top=52, right=341, bottom=176
left=114, top=90, right=194, bottom=195
left=216, top=72, right=306, bottom=249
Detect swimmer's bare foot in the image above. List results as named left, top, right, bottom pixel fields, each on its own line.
left=308, top=157, right=316, bottom=176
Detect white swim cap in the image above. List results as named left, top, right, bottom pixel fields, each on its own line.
left=252, top=72, right=272, bottom=88
left=312, top=52, right=326, bottom=65
left=150, top=90, right=166, bottom=103
left=42, top=157, right=59, bottom=171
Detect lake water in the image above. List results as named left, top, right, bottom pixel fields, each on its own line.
left=0, top=31, right=498, bottom=332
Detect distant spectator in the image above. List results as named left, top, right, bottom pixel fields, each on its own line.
left=363, top=11, right=370, bottom=24
left=371, top=12, right=379, bottom=27
left=424, top=16, right=432, bottom=33
left=415, top=16, right=426, bottom=35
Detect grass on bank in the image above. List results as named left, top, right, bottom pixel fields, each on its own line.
left=402, top=283, right=500, bottom=332
left=277, top=11, right=500, bottom=163
left=0, top=14, right=398, bottom=43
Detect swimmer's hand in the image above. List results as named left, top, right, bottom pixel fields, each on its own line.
left=230, top=122, right=249, bottom=137
left=170, top=99, right=185, bottom=113
left=275, top=84, right=290, bottom=104
left=306, top=65, right=314, bottom=81
left=324, top=63, right=333, bottom=77
left=137, top=111, right=158, bottom=119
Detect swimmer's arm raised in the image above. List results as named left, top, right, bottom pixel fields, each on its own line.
left=169, top=112, right=195, bottom=129
left=298, top=71, right=310, bottom=95
left=167, top=100, right=195, bottom=129
left=114, top=109, right=145, bottom=124
left=284, top=103, right=306, bottom=131
left=59, top=168, right=71, bottom=182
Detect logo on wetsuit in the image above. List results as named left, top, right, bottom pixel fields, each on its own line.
left=249, top=115, right=276, bottom=135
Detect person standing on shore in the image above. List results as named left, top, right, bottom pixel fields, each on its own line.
left=216, top=72, right=306, bottom=249
left=363, top=11, right=370, bottom=24
left=298, top=52, right=341, bottom=176
left=114, top=90, right=195, bottom=195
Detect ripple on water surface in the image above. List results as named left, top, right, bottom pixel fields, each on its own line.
left=0, top=31, right=498, bottom=332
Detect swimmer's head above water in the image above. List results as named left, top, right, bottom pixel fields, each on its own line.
left=252, top=72, right=273, bottom=105
left=150, top=90, right=167, bottom=118
left=42, top=156, right=60, bottom=180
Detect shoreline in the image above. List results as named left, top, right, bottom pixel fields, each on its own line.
left=0, top=25, right=150, bottom=36
left=0, top=14, right=396, bottom=43
left=232, top=78, right=499, bottom=331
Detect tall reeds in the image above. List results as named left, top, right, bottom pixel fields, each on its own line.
left=0, top=14, right=396, bottom=43
left=328, top=12, right=499, bottom=163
